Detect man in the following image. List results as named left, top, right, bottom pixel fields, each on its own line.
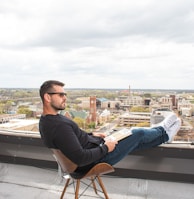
left=39, top=80, right=181, bottom=173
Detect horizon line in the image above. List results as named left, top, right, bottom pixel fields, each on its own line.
left=1, top=87, right=194, bottom=91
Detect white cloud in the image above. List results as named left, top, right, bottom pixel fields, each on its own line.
left=0, top=0, right=194, bottom=89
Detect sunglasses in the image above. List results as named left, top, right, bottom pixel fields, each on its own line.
left=47, top=92, right=67, bottom=97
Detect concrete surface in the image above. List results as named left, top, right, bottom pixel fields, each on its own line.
left=0, top=163, right=194, bottom=199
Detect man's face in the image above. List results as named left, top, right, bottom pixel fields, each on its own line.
left=47, top=85, right=67, bottom=111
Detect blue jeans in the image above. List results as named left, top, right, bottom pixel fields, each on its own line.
left=99, top=126, right=168, bottom=165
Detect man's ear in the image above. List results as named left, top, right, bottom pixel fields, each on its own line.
left=44, top=93, right=51, bottom=103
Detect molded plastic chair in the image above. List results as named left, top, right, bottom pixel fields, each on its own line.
left=51, top=148, right=115, bottom=199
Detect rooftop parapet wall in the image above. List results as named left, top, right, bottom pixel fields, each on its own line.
left=0, top=130, right=194, bottom=183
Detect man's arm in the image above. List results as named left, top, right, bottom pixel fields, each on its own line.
left=53, top=124, right=109, bottom=167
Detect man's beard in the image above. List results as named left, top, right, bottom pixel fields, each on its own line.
left=51, top=103, right=65, bottom=111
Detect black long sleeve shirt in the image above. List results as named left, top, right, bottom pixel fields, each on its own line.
left=39, top=114, right=108, bottom=168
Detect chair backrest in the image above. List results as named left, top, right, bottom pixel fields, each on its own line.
left=51, top=148, right=77, bottom=174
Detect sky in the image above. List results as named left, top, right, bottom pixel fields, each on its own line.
left=0, top=0, right=194, bottom=90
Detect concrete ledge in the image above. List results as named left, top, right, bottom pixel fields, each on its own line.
left=0, top=132, right=194, bottom=183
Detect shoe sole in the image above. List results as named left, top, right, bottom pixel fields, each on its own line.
left=167, top=118, right=181, bottom=143
left=163, top=113, right=177, bottom=130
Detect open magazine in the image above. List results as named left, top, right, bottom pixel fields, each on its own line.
left=104, top=128, right=132, bottom=142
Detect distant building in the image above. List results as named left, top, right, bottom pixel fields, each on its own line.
left=77, top=97, right=90, bottom=109
left=181, top=107, right=192, bottom=117
left=118, top=95, right=144, bottom=108
left=170, top=94, right=177, bottom=108
left=0, top=118, right=39, bottom=132
left=150, top=96, right=173, bottom=112
left=61, top=110, right=88, bottom=120
left=177, top=98, right=193, bottom=116
left=97, top=98, right=121, bottom=109
left=98, top=109, right=111, bottom=124
left=118, top=112, right=151, bottom=126
left=150, top=108, right=172, bottom=127
left=77, top=97, right=121, bottom=110
left=90, top=96, right=97, bottom=122
left=0, top=114, right=26, bottom=124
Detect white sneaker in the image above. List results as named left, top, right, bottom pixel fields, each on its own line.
left=166, top=118, right=181, bottom=143
left=161, top=113, right=178, bottom=131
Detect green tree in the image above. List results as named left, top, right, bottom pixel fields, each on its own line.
left=130, top=106, right=149, bottom=112
left=17, top=106, right=33, bottom=118
left=87, top=122, right=96, bottom=130
left=73, top=117, right=85, bottom=129
left=143, top=93, right=151, bottom=98
left=0, top=103, right=4, bottom=114
left=136, top=122, right=150, bottom=127
left=4, top=100, right=13, bottom=113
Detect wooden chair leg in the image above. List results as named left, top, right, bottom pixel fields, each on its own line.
left=97, top=176, right=109, bottom=199
left=91, top=177, right=98, bottom=194
left=75, top=179, right=80, bottom=199
left=60, top=178, right=71, bottom=199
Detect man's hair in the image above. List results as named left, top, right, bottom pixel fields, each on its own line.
left=39, top=80, right=65, bottom=102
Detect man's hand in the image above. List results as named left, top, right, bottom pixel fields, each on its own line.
left=104, top=139, right=118, bottom=152
left=93, top=132, right=106, bottom=138
left=93, top=131, right=118, bottom=152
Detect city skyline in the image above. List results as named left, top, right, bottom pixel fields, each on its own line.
left=0, top=0, right=194, bottom=89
